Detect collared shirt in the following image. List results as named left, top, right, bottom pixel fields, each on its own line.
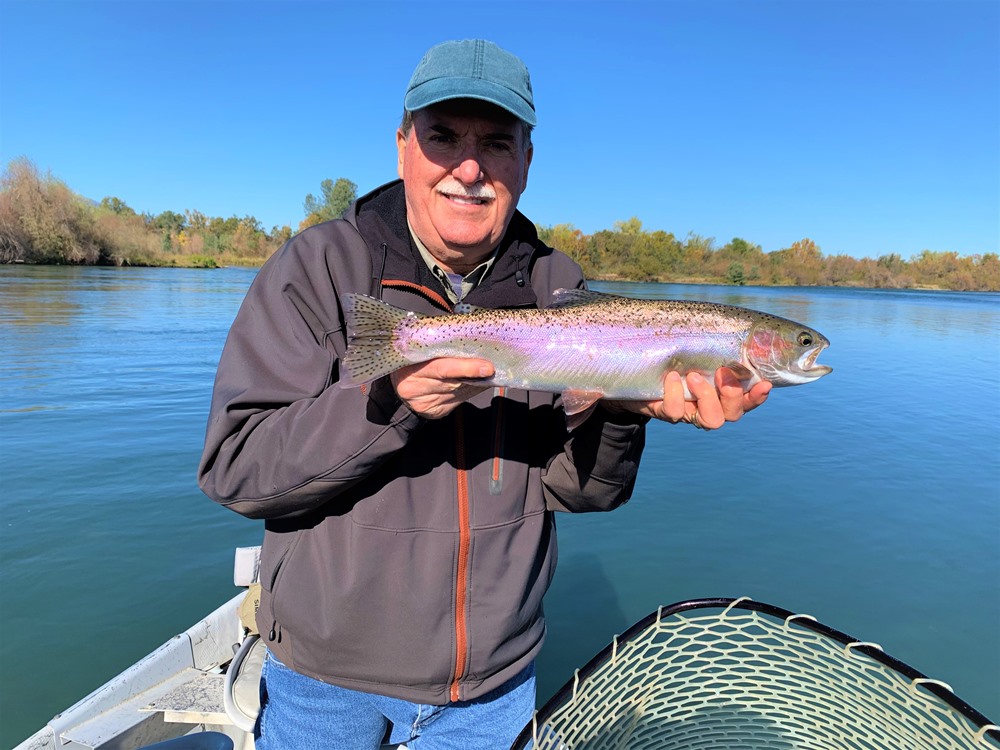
left=408, top=220, right=497, bottom=304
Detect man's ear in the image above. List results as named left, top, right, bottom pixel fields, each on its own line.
left=396, top=129, right=407, bottom=180
left=522, top=143, right=534, bottom=192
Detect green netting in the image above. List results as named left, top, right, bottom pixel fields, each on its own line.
left=513, top=598, right=999, bottom=750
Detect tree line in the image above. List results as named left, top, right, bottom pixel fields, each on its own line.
left=0, top=159, right=355, bottom=268
left=2, top=158, right=996, bottom=291
left=537, top=219, right=1000, bottom=292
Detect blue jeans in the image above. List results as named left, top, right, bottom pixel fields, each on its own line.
left=255, top=650, right=535, bottom=750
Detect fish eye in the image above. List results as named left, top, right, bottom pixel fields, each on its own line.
left=797, top=332, right=814, bottom=346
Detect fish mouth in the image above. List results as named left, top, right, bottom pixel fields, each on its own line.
left=795, top=345, right=832, bottom=380
left=760, top=343, right=831, bottom=386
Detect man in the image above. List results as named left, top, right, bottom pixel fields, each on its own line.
left=198, top=39, right=770, bottom=749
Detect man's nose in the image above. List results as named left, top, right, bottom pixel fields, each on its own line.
left=453, top=153, right=484, bottom=185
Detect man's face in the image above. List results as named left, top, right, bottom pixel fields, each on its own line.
left=397, top=100, right=533, bottom=274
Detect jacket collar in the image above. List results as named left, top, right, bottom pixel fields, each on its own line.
left=351, top=180, right=540, bottom=311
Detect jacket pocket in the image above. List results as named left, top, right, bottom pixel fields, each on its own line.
left=260, top=532, right=300, bottom=594
left=489, top=388, right=506, bottom=495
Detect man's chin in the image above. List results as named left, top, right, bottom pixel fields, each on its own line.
left=433, top=235, right=499, bottom=270
left=439, top=229, right=498, bottom=254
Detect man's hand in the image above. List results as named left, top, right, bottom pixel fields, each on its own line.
left=604, top=367, right=772, bottom=430
left=391, top=358, right=495, bottom=420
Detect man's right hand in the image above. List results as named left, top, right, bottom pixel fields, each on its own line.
left=391, top=358, right=495, bottom=419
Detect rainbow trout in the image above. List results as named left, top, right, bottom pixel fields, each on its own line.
left=341, top=289, right=831, bottom=426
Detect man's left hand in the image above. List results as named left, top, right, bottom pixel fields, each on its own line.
left=603, top=367, right=772, bottom=430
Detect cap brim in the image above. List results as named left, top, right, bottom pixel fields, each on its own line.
left=404, top=77, right=536, bottom=126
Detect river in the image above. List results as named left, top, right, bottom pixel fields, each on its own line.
left=1, top=266, right=997, bottom=747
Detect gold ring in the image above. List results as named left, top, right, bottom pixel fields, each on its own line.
left=690, top=410, right=701, bottom=429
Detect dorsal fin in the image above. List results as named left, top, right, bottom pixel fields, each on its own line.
left=548, top=288, right=614, bottom=309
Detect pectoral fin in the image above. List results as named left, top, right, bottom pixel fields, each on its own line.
left=561, top=390, right=604, bottom=431
left=725, top=362, right=756, bottom=384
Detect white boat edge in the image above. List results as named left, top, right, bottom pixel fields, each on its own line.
left=16, top=590, right=251, bottom=750
left=16, top=546, right=409, bottom=750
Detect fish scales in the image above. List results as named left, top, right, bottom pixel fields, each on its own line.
left=401, top=304, right=686, bottom=395
left=340, top=290, right=831, bottom=422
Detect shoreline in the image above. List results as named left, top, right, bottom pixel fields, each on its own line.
left=3, top=262, right=993, bottom=294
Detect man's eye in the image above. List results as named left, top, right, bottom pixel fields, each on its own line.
left=485, top=141, right=513, bottom=154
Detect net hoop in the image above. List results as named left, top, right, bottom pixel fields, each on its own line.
left=512, top=597, right=999, bottom=749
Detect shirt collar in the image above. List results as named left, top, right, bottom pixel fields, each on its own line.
left=408, top=220, right=497, bottom=304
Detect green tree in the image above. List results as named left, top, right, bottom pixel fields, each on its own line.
left=185, top=209, right=209, bottom=232
left=614, top=216, right=643, bottom=235
left=724, top=237, right=761, bottom=258
left=877, top=253, right=905, bottom=273
left=150, top=210, right=186, bottom=235
left=680, top=234, right=715, bottom=276
left=270, top=224, right=293, bottom=246
left=630, top=232, right=670, bottom=280
left=590, top=228, right=636, bottom=277
left=537, top=223, right=589, bottom=271
left=100, top=196, right=136, bottom=216
left=647, top=230, right=683, bottom=273
left=726, top=262, right=746, bottom=285
left=303, top=177, right=358, bottom=226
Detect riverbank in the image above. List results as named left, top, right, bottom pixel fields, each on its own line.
left=4, top=158, right=998, bottom=291
left=4, top=261, right=993, bottom=293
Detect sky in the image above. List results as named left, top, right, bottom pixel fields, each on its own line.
left=1, top=0, right=997, bottom=260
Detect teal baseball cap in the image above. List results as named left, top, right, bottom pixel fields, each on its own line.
left=404, top=39, right=536, bottom=126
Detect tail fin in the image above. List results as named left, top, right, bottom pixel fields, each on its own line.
left=340, top=294, right=419, bottom=387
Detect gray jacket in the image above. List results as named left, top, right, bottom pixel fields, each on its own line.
left=198, top=181, right=646, bottom=704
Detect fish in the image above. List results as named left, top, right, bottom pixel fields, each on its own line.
left=340, top=289, right=831, bottom=428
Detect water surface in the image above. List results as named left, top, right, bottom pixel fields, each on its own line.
left=1, top=267, right=997, bottom=747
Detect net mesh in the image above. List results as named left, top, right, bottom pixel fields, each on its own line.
left=514, top=598, right=999, bottom=750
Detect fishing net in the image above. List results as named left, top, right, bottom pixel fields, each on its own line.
left=512, top=597, right=999, bottom=750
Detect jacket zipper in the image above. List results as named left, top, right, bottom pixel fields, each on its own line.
left=450, top=408, right=471, bottom=702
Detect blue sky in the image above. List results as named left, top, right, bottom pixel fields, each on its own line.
left=1, top=0, right=997, bottom=260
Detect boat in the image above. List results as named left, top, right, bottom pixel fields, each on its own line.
left=16, top=547, right=407, bottom=750
left=16, top=548, right=268, bottom=750
left=18, top=549, right=1000, bottom=750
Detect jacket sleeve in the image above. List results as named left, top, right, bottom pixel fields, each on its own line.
left=197, top=230, right=422, bottom=520
left=541, top=407, right=647, bottom=513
